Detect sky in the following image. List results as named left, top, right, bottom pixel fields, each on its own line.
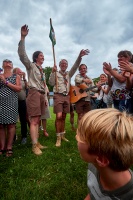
left=0, top=0, right=133, bottom=84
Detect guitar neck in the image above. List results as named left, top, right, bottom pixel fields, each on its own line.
left=85, top=85, right=97, bottom=92
left=85, top=83, right=106, bottom=92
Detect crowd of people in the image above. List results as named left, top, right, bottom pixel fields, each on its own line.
left=0, top=24, right=133, bottom=198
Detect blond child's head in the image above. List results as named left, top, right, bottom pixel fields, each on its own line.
left=76, top=108, right=133, bottom=171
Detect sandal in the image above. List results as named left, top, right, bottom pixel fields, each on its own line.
left=44, top=130, right=49, bottom=137
left=6, top=149, right=13, bottom=157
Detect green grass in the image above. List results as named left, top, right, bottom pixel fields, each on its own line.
left=0, top=107, right=88, bottom=200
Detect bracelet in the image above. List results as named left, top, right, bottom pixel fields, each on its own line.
left=5, top=80, right=9, bottom=85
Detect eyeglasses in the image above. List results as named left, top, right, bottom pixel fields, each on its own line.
left=3, top=59, right=12, bottom=63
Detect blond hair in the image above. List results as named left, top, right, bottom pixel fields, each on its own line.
left=77, top=108, right=133, bottom=171
left=13, top=67, right=19, bottom=74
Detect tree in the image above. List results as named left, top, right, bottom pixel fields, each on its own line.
left=92, top=77, right=100, bottom=84
left=43, top=66, right=53, bottom=91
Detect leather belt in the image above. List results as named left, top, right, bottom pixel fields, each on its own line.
left=29, top=88, right=45, bottom=94
left=38, top=90, right=45, bottom=94
left=54, top=93, right=68, bottom=96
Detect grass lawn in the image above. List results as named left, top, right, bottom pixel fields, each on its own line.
left=0, top=107, right=88, bottom=200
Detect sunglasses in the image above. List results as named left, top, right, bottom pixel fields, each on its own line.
left=3, top=59, right=12, bottom=63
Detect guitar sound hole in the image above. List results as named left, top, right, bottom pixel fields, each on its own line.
left=79, top=89, right=84, bottom=93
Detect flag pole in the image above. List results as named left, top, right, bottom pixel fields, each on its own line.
left=49, top=18, right=58, bottom=92
left=50, top=18, right=56, bottom=66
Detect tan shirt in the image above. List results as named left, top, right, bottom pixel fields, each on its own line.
left=75, top=74, right=97, bottom=101
left=18, top=40, right=45, bottom=93
left=49, top=56, right=82, bottom=93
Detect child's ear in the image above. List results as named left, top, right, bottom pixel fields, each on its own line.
left=95, top=155, right=109, bottom=167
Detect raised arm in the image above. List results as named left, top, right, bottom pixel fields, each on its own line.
left=18, top=25, right=31, bottom=69
left=69, top=49, right=90, bottom=77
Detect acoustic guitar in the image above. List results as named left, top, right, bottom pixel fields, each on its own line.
left=70, top=83, right=105, bottom=103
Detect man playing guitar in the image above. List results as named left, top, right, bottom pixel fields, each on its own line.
left=75, top=64, right=100, bottom=122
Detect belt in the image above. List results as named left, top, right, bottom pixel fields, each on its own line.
left=29, top=88, right=45, bottom=94
left=38, top=90, right=45, bottom=94
left=54, top=92, right=68, bottom=96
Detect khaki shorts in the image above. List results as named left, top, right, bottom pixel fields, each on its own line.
left=75, top=99, right=91, bottom=114
left=26, top=89, right=45, bottom=117
left=53, top=93, right=70, bottom=113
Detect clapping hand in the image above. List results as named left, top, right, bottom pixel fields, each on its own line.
left=0, top=74, right=6, bottom=83
left=103, top=62, right=112, bottom=76
left=119, top=61, right=132, bottom=73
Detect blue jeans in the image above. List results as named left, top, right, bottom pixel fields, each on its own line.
left=113, top=99, right=130, bottom=112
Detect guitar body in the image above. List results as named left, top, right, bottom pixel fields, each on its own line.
left=70, top=84, right=88, bottom=103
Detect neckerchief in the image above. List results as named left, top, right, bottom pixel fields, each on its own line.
left=35, top=64, right=46, bottom=87
left=59, top=71, right=68, bottom=86
left=79, top=73, right=87, bottom=78
left=79, top=73, right=90, bottom=86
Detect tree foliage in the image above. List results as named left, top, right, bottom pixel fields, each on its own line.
left=92, top=77, right=100, bottom=84
left=43, top=66, right=53, bottom=91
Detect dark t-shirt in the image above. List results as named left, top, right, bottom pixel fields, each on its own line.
left=87, top=164, right=133, bottom=200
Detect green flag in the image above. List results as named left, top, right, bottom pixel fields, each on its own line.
left=49, top=23, right=56, bottom=46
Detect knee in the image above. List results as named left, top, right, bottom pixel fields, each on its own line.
left=56, top=115, right=62, bottom=120
left=56, top=113, right=63, bottom=120
left=30, top=116, right=40, bottom=125
left=30, top=121, right=39, bottom=126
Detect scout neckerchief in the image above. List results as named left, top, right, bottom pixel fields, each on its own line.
left=59, top=70, right=68, bottom=85
left=80, top=73, right=90, bottom=86
left=35, top=64, right=46, bottom=87
left=59, top=70, right=68, bottom=92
